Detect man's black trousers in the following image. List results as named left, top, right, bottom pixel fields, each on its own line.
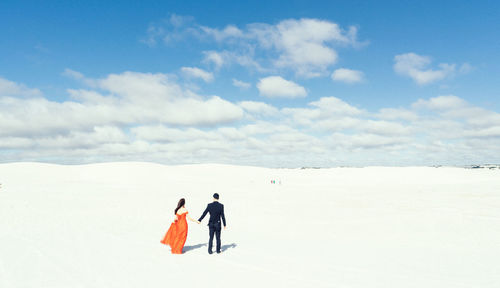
left=208, top=224, right=221, bottom=253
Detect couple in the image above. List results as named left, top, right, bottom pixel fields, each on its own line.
left=161, top=193, right=227, bottom=254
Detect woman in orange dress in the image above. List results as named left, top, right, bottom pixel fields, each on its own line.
left=161, top=198, right=199, bottom=254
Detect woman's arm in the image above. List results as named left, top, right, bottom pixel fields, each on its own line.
left=186, top=213, right=199, bottom=223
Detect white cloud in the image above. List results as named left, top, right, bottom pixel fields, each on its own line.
left=239, top=101, right=279, bottom=117
left=142, top=23, right=166, bottom=47
left=246, top=18, right=360, bottom=77
left=266, top=19, right=358, bottom=77
left=161, top=96, right=244, bottom=126
left=35, top=126, right=128, bottom=149
left=463, top=126, right=500, bottom=138
left=459, top=63, right=474, bottom=74
left=412, top=95, right=467, bottom=110
left=232, top=79, right=251, bottom=89
left=281, top=97, right=364, bottom=130
left=169, top=14, right=194, bottom=28
left=202, top=50, right=265, bottom=72
left=145, top=16, right=362, bottom=78
left=62, top=68, right=85, bottom=80
left=376, top=108, right=418, bottom=121
left=240, top=122, right=294, bottom=136
left=0, top=77, right=42, bottom=97
left=257, top=76, right=307, bottom=98
left=0, top=72, right=243, bottom=138
left=331, top=68, right=364, bottom=83
left=181, top=67, right=214, bottom=82
left=412, top=96, right=500, bottom=137
left=132, top=126, right=212, bottom=143
left=200, top=25, right=244, bottom=42
left=308, top=97, right=363, bottom=116
left=98, top=71, right=182, bottom=101
left=332, top=132, right=411, bottom=149
left=203, top=51, right=225, bottom=69
left=141, top=14, right=196, bottom=46
left=360, top=120, right=411, bottom=136
left=2, top=75, right=500, bottom=167
left=394, top=53, right=456, bottom=85
left=132, top=125, right=248, bottom=144
left=0, top=121, right=128, bottom=150
left=409, top=95, right=500, bottom=142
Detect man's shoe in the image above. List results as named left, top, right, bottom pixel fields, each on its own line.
left=208, top=251, right=213, bottom=254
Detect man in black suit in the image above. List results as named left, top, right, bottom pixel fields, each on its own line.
left=198, top=193, right=227, bottom=254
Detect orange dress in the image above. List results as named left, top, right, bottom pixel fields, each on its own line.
left=161, top=212, right=188, bottom=254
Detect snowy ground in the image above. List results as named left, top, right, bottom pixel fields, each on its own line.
left=0, top=162, right=499, bottom=288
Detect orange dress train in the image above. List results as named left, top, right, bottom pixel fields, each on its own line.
left=161, top=212, right=188, bottom=254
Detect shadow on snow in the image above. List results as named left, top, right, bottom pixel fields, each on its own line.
left=183, top=242, right=237, bottom=253
left=183, top=243, right=207, bottom=253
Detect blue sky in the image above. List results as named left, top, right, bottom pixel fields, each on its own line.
left=1, top=0, right=499, bottom=166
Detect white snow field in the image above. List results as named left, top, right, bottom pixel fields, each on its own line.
left=0, top=162, right=499, bottom=288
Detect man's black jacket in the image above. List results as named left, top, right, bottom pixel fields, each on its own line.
left=198, top=201, right=226, bottom=227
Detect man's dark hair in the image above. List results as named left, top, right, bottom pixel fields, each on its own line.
left=213, top=193, right=219, bottom=200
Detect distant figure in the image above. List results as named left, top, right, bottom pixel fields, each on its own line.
left=161, top=198, right=199, bottom=254
left=198, top=193, right=227, bottom=254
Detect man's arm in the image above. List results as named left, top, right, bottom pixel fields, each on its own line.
left=221, top=204, right=226, bottom=227
left=198, top=205, right=209, bottom=222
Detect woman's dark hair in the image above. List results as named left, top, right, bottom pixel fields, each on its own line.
left=174, top=198, right=185, bottom=215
